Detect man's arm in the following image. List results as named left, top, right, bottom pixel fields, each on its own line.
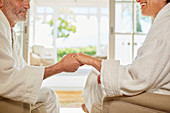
left=44, top=53, right=81, bottom=79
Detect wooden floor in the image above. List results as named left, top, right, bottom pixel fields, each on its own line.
left=55, top=91, right=84, bottom=107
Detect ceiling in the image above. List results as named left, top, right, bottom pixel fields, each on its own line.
left=33, top=0, right=109, bottom=8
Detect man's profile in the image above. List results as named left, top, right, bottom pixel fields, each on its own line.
left=0, top=0, right=81, bottom=113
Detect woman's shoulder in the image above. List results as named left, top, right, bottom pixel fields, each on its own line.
left=154, top=3, right=170, bottom=22
left=145, top=3, right=170, bottom=42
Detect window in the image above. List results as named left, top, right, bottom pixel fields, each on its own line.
left=14, top=23, right=24, bottom=54
left=110, top=0, right=152, bottom=65
left=29, top=2, right=109, bottom=65
left=29, top=0, right=109, bottom=91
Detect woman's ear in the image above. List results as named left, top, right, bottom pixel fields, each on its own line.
left=0, top=1, right=3, bottom=9
left=0, top=0, right=3, bottom=9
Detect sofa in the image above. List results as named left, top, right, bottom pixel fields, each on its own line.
left=0, top=97, right=47, bottom=113
left=91, top=92, right=170, bottom=113
left=30, top=45, right=56, bottom=66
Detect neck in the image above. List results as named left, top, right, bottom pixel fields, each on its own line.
left=1, top=9, right=16, bottom=28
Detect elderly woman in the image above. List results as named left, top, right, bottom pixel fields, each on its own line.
left=75, top=0, right=170, bottom=112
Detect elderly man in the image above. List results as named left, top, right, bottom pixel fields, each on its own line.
left=0, top=0, right=81, bottom=113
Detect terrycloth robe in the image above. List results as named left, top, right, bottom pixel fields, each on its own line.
left=82, top=3, right=170, bottom=112
left=0, top=10, right=45, bottom=104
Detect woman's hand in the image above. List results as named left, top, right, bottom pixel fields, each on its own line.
left=75, top=52, right=94, bottom=65
left=75, top=52, right=102, bottom=72
left=97, top=75, right=101, bottom=84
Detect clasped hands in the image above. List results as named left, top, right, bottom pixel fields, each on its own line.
left=58, top=52, right=94, bottom=72
left=59, top=52, right=102, bottom=84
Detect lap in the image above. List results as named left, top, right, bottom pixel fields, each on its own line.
left=0, top=97, right=30, bottom=113
left=0, top=97, right=47, bottom=113
left=31, top=103, right=47, bottom=113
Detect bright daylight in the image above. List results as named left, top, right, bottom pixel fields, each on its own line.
left=13, top=0, right=152, bottom=113
left=5, top=0, right=170, bottom=112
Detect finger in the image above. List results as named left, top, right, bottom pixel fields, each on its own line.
left=80, top=63, right=84, bottom=66
left=97, top=75, right=101, bottom=84
left=71, top=53, right=77, bottom=58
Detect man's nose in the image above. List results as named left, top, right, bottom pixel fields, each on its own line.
left=23, top=0, right=30, bottom=9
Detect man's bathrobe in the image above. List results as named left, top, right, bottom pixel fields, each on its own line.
left=82, top=3, right=170, bottom=112
left=0, top=10, right=60, bottom=113
left=0, top=10, right=44, bottom=104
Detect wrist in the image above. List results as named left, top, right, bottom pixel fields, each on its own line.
left=54, top=62, right=65, bottom=73
left=93, top=58, right=102, bottom=71
left=44, top=63, right=63, bottom=79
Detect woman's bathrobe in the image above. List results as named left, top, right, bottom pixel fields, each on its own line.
left=82, top=3, right=170, bottom=112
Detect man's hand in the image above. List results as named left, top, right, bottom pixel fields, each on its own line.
left=44, top=53, right=81, bottom=79
left=58, top=53, right=81, bottom=72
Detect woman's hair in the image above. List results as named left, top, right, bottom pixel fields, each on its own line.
left=166, top=0, right=170, bottom=3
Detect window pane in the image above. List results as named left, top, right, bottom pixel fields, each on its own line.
left=101, top=8, right=109, bottom=15
left=115, top=3, right=133, bottom=33
left=71, top=7, right=89, bottom=15
left=115, top=35, right=132, bottom=65
left=35, top=15, right=53, bottom=47
left=89, top=8, right=97, bottom=14
left=100, top=16, right=109, bottom=57
left=134, top=4, right=152, bottom=33
left=14, top=23, right=23, bottom=52
left=116, top=0, right=134, bottom=1
left=14, top=23, right=23, bottom=32
left=56, top=16, right=98, bottom=48
left=36, top=7, right=54, bottom=14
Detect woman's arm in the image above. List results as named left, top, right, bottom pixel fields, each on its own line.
left=75, top=52, right=102, bottom=72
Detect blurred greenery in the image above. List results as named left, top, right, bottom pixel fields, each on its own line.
left=47, top=17, right=76, bottom=38
left=57, top=46, right=96, bottom=62
left=136, top=5, right=142, bottom=32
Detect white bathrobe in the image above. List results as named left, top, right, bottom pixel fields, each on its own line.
left=0, top=10, right=45, bottom=104
left=0, top=10, right=60, bottom=113
left=82, top=3, right=170, bottom=112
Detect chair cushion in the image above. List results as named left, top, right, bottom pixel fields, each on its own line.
left=31, top=103, right=47, bottom=113
left=0, top=97, right=30, bottom=113
left=0, top=97, right=47, bottom=113
left=91, top=103, right=101, bottom=113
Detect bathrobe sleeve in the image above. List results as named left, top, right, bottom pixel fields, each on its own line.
left=100, top=3, right=170, bottom=96
left=0, top=30, right=45, bottom=105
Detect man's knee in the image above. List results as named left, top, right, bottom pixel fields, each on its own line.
left=38, top=87, right=58, bottom=104
left=40, top=87, right=56, bottom=97
left=38, top=87, right=60, bottom=113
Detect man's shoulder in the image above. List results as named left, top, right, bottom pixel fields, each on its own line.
left=0, top=10, right=11, bottom=38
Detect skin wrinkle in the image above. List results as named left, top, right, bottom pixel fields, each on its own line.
left=4, top=0, right=28, bottom=24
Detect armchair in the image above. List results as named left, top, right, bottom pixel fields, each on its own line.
left=91, top=92, right=170, bottom=113
left=0, top=97, right=47, bottom=113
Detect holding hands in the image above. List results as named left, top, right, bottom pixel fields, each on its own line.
left=75, top=52, right=102, bottom=72
left=58, top=53, right=81, bottom=72
left=58, top=52, right=102, bottom=72
left=44, top=52, right=102, bottom=80
left=75, top=52, right=102, bottom=84
left=44, top=53, right=81, bottom=79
